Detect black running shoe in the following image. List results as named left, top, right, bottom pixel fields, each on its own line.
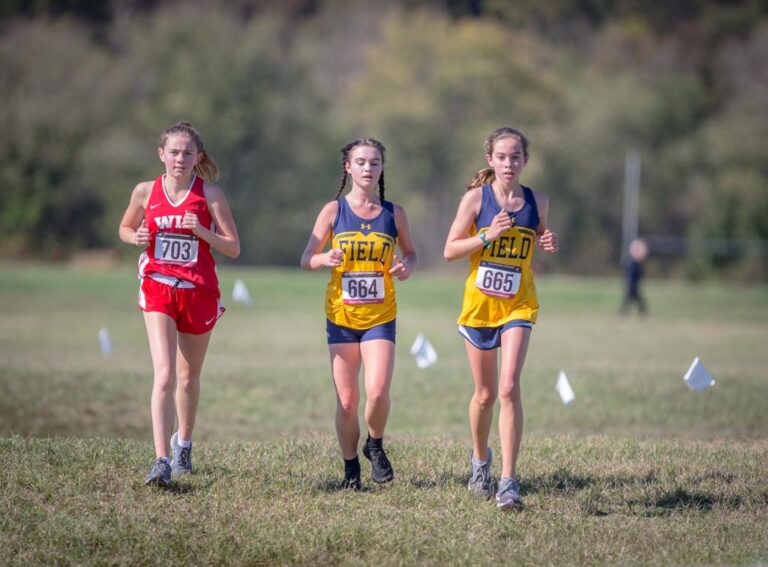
left=342, top=470, right=361, bottom=490
left=363, top=439, right=394, bottom=483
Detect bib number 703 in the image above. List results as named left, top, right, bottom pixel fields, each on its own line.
left=155, top=232, right=199, bottom=266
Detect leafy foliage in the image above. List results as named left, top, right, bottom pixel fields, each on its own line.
left=1, top=0, right=766, bottom=278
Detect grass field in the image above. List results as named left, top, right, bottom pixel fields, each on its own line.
left=1, top=264, right=767, bottom=565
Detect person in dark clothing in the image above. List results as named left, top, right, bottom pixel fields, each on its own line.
left=620, top=238, right=648, bottom=316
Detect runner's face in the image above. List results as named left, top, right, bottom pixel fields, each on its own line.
left=345, top=145, right=383, bottom=191
left=159, top=134, right=201, bottom=179
left=485, top=137, right=527, bottom=184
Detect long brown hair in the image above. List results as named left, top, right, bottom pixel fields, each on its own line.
left=159, top=121, right=220, bottom=183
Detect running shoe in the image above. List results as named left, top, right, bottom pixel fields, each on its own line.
left=467, top=448, right=494, bottom=499
left=496, top=476, right=523, bottom=510
left=144, top=458, right=172, bottom=488
left=170, top=432, right=192, bottom=476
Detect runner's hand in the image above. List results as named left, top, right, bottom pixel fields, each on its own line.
left=389, top=254, right=412, bottom=281
left=537, top=229, right=559, bottom=253
left=135, top=220, right=150, bottom=247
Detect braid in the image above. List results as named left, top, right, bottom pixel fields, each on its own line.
left=378, top=169, right=385, bottom=202
left=337, top=137, right=387, bottom=199
left=334, top=169, right=348, bottom=200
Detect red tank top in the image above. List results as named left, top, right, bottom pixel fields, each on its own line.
left=138, top=175, right=219, bottom=298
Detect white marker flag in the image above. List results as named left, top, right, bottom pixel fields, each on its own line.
left=232, top=279, right=252, bottom=305
left=98, top=327, right=112, bottom=355
left=410, top=333, right=438, bottom=369
left=555, top=370, right=575, bottom=405
left=684, top=357, right=715, bottom=391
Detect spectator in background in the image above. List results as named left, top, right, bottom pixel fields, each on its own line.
left=620, top=238, right=649, bottom=316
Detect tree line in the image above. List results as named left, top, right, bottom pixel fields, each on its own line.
left=1, top=0, right=766, bottom=280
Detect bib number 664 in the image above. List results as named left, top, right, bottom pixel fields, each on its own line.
left=342, top=271, right=385, bottom=304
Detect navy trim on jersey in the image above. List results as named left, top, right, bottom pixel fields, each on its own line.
left=477, top=184, right=540, bottom=232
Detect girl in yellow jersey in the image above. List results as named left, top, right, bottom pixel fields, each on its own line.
left=301, top=138, right=417, bottom=489
left=444, top=127, right=559, bottom=510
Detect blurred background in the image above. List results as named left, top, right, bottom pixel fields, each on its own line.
left=1, top=0, right=767, bottom=280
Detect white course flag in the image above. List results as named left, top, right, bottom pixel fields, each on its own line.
left=555, top=370, right=575, bottom=405
left=684, top=357, right=715, bottom=391
left=232, top=278, right=252, bottom=305
left=410, top=333, right=438, bottom=369
left=98, top=327, right=112, bottom=355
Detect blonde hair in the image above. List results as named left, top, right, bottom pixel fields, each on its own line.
left=466, top=126, right=530, bottom=191
left=159, top=121, right=220, bottom=183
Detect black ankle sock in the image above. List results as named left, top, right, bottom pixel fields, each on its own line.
left=367, top=435, right=383, bottom=450
left=344, top=456, right=360, bottom=475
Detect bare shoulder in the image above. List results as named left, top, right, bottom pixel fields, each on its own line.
left=319, top=199, right=340, bottom=217
left=529, top=188, right=550, bottom=209
left=459, top=186, right=483, bottom=211
left=130, top=181, right=153, bottom=206
left=202, top=182, right=225, bottom=202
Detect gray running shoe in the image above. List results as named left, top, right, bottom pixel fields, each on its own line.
left=144, top=458, right=172, bottom=487
left=496, top=476, right=523, bottom=510
left=170, top=432, right=192, bottom=476
left=467, top=448, right=494, bottom=498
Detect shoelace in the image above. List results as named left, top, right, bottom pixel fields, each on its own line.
left=152, top=459, right=169, bottom=477
left=470, top=464, right=491, bottom=485
left=370, top=448, right=391, bottom=470
left=498, top=479, right=520, bottom=500
left=177, top=447, right=191, bottom=469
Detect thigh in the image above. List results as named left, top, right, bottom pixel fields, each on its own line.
left=360, top=339, right=395, bottom=393
left=143, top=311, right=178, bottom=374
left=329, top=343, right=363, bottom=399
left=464, top=339, right=499, bottom=392
left=499, top=326, right=531, bottom=390
left=177, top=330, right=213, bottom=376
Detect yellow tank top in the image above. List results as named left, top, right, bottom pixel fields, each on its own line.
left=325, top=198, right=398, bottom=329
left=458, top=185, right=540, bottom=327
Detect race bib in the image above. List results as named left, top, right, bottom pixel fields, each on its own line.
left=154, top=232, right=199, bottom=266
left=475, top=261, right=521, bottom=299
left=342, top=271, right=385, bottom=304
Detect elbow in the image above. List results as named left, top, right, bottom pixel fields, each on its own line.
left=443, top=248, right=456, bottom=262
left=227, top=242, right=241, bottom=259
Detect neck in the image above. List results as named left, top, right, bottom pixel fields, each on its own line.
left=164, top=173, right=194, bottom=193
left=493, top=179, right=522, bottom=196
left=348, top=185, right=379, bottom=204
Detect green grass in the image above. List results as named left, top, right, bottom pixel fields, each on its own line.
left=1, top=264, right=767, bottom=565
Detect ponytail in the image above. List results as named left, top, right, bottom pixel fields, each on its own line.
left=465, top=167, right=495, bottom=191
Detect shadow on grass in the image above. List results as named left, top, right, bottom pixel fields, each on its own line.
left=631, top=488, right=742, bottom=516
left=523, top=467, right=596, bottom=494
left=313, top=478, right=375, bottom=494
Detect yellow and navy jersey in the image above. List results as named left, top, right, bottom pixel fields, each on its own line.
left=458, top=184, right=540, bottom=327
left=325, top=197, right=399, bottom=329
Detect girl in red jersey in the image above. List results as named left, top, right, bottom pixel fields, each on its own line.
left=119, top=122, right=240, bottom=487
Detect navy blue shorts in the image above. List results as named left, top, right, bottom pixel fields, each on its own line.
left=458, top=320, right=533, bottom=350
left=326, top=319, right=396, bottom=344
